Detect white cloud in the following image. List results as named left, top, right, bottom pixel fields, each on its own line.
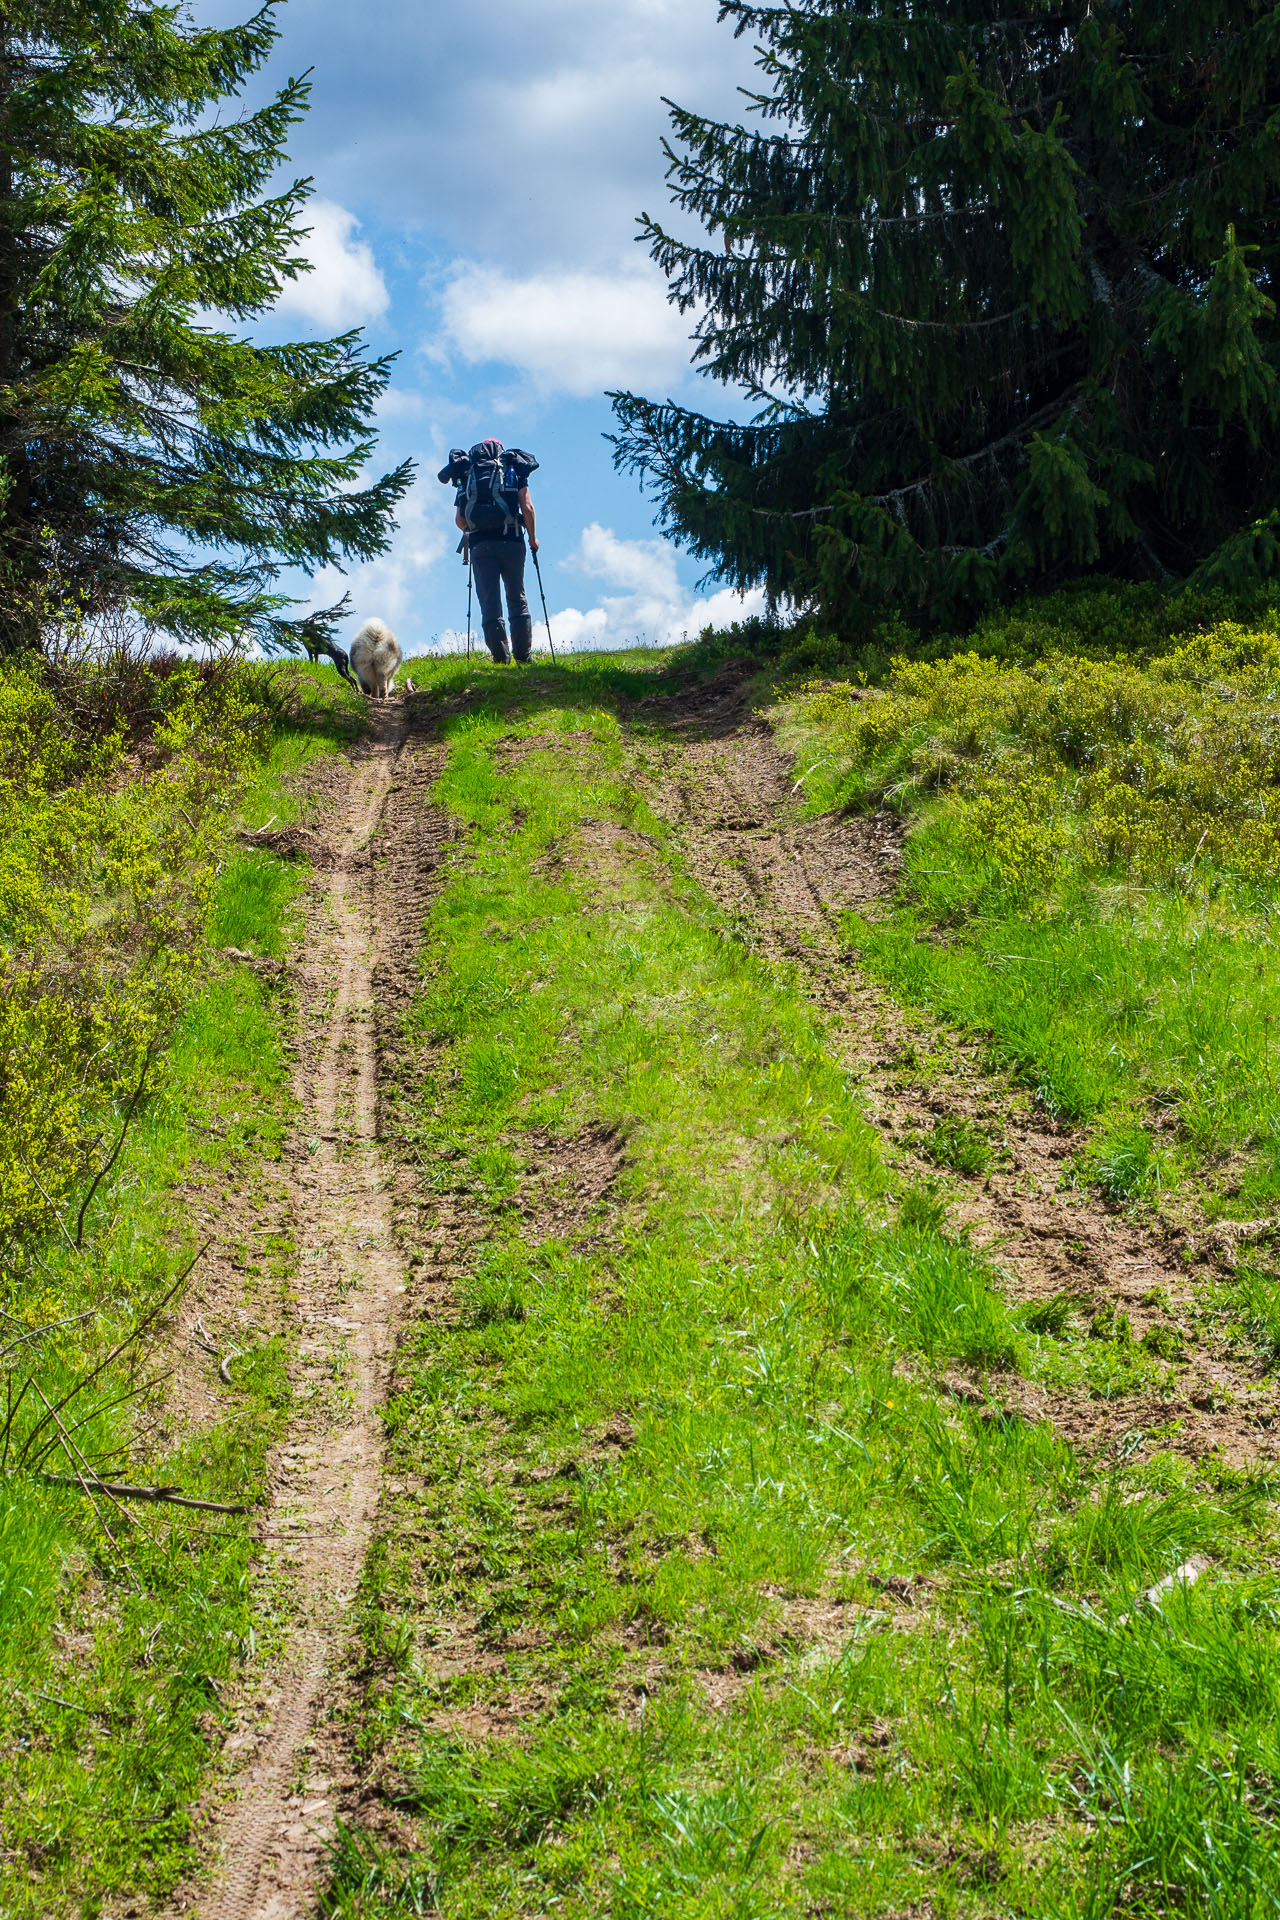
left=437, top=259, right=696, bottom=399
left=182, top=0, right=773, bottom=653
left=374, top=386, right=428, bottom=423
left=275, top=199, right=390, bottom=331
left=205, top=0, right=763, bottom=272
left=574, top=523, right=679, bottom=598
left=550, top=522, right=766, bottom=650
left=308, top=478, right=450, bottom=638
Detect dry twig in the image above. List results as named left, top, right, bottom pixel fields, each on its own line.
left=39, top=1473, right=249, bottom=1514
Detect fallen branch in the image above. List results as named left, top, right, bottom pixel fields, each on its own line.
left=39, top=1473, right=249, bottom=1514
left=29, top=1688, right=124, bottom=1724
left=28, top=1378, right=140, bottom=1590
left=26, top=1367, right=173, bottom=1478
left=14, top=1150, right=78, bottom=1253
left=34, top=1690, right=96, bottom=1716
left=0, top=1307, right=95, bottom=1363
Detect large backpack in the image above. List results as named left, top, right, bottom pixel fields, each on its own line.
left=443, top=442, right=539, bottom=537
left=461, top=441, right=513, bottom=536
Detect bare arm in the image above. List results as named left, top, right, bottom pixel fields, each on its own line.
left=456, top=506, right=467, bottom=532
left=519, top=486, right=538, bottom=553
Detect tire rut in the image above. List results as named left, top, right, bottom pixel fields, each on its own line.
left=167, top=709, right=453, bottom=1920
left=657, top=714, right=1280, bottom=1470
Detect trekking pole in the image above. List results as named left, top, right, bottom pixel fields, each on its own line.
left=530, top=544, right=556, bottom=662
left=465, top=547, right=473, bottom=659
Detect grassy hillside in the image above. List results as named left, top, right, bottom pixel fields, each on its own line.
left=321, top=632, right=1280, bottom=1920
left=6, top=588, right=1280, bottom=1919
left=777, top=604, right=1280, bottom=1222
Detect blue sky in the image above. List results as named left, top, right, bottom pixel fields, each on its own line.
left=195, top=0, right=768, bottom=655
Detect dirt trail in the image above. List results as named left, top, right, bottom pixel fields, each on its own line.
left=169, top=708, right=448, bottom=1920
left=159, top=664, right=1273, bottom=1915
left=654, top=696, right=1279, bottom=1468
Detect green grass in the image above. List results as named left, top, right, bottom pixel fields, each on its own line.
left=0, top=669, right=359, bottom=1917
left=843, top=885, right=1278, bottom=1194
left=774, top=618, right=1280, bottom=1220
left=322, top=654, right=1280, bottom=1920
left=923, top=1115, right=993, bottom=1176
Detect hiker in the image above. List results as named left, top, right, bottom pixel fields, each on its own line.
left=438, top=441, right=539, bottom=664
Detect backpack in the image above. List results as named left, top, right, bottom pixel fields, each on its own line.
left=461, top=441, right=514, bottom=536
left=441, top=442, right=540, bottom=537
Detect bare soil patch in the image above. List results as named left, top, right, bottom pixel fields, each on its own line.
left=645, top=699, right=1280, bottom=1472
left=634, top=657, right=762, bottom=739
left=513, top=1122, right=628, bottom=1238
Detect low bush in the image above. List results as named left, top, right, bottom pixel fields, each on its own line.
left=0, top=652, right=271, bottom=1272
left=799, top=617, right=1280, bottom=892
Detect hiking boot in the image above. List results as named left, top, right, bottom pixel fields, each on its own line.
left=511, top=614, right=534, bottom=665
left=483, top=619, right=511, bottom=664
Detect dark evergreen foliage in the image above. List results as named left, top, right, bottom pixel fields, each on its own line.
left=0, top=0, right=412, bottom=655
left=611, top=1, right=1280, bottom=628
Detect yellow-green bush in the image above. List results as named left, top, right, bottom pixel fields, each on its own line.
left=0, top=659, right=269, bottom=1265
left=799, top=618, right=1280, bottom=894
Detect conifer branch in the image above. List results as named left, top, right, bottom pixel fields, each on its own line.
left=612, top=0, right=1280, bottom=626
left=0, top=0, right=412, bottom=657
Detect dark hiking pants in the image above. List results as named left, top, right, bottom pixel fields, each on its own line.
left=471, top=540, right=533, bottom=663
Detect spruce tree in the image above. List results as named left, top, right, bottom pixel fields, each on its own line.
left=611, top=1, right=1280, bottom=629
left=0, top=0, right=412, bottom=656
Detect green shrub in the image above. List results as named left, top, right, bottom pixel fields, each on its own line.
left=0, top=657, right=269, bottom=1270
left=776, top=629, right=848, bottom=677
left=797, top=613, right=1280, bottom=892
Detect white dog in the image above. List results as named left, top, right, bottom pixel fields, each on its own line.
left=348, top=617, right=402, bottom=699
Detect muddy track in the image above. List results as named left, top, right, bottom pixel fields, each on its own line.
left=167, top=709, right=454, bottom=1920
left=655, top=706, right=1279, bottom=1468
